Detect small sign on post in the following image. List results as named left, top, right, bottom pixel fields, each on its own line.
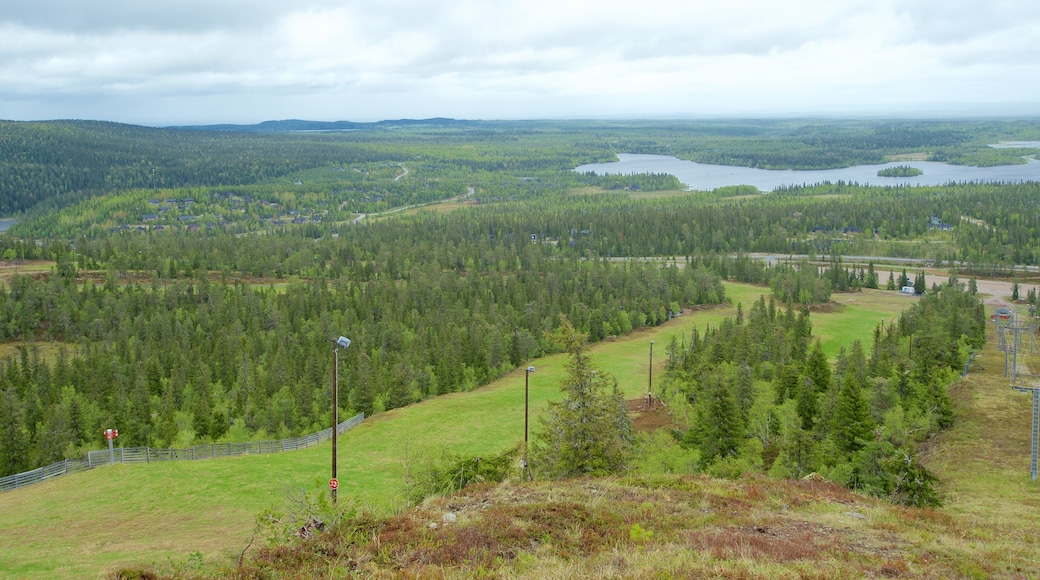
left=104, top=428, right=118, bottom=464
left=329, top=478, right=339, bottom=491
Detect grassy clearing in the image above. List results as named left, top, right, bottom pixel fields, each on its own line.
left=0, top=340, right=77, bottom=361
left=0, top=260, right=53, bottom=284
left=568, top=186, right=694, bottom=199
left=0, top=281, right=917, bottom=578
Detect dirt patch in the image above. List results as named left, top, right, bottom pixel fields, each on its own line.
left=626, top=397, right=676, bottom=433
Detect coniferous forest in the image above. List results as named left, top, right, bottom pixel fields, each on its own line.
left=0, top=118, right=1036, bottom=503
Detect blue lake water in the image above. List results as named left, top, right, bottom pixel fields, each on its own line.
left=0, top=219, right=16, bottom=232
left=574, top=154, right=1040, bottom=192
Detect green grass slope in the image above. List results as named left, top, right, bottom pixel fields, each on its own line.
left=0, top=283, right=924, bottom=578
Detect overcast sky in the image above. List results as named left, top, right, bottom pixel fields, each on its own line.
left=2, top=0, right=1039, bottom=125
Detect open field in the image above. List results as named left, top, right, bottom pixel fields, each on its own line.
left=0, top=259, right=53, bottom=284
left=0, top=281, right=991, bottom=578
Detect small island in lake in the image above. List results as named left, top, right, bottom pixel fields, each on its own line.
left=877, top=165, right=923, bottom=177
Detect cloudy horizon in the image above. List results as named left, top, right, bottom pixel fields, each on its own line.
left=2, top=0, right=1039, bottom=126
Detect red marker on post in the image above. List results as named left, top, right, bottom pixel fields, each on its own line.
left=104, top=428, right=118, bottom=464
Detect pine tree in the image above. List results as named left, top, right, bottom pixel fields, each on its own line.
left=886, top=271, right=896, bottom=291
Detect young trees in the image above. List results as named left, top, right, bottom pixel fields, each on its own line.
left=532, top=317, right=632, bottom=478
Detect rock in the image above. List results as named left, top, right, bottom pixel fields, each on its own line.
left=442, top=512, right=457, bottom=524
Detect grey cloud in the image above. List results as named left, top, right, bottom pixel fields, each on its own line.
left=0, top=0, right=302, bottom=33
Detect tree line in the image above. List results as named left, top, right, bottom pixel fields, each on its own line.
left=0, top=242, right=725, bottom=477
left=657, top=275, right=985, bottom=505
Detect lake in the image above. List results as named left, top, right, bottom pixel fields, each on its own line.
left=574, top=154, right=1040, bottom=192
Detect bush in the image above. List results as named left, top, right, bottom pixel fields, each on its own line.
left=407, top=445, right=520, bottom=504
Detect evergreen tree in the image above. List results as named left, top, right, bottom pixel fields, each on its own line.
left=888, top=450, right=943, bottom=507
left=770, top=426, right=818, bottom=478
left=831, top=372, right=876, bottom=455
left=804, top=341, right=831, bottom=394
left=795, top=376, right=818, bottom=430
left=865, top=262, right=879, bottom=289
left=897, top=269, right=909, bottom=289
left=689, top=369, right=744, bottom=466
left=913, top=271, right=926, bottom=295
left=350, top=353, right=376, bottom=418
left=532, top=317, right=632, bottom=477
left=0, top=389, right=30, bottom=475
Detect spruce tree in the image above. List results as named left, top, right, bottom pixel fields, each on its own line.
left=795, top=376, right=818, bottom=430
left=831, top=372, right=875, bottom=455
left=533, top=317, right=632, bottom=477
left=913, top=271, right=926, bottom=295
left=804, top=341, right=831, bottom=394
left=691, top=369, right=744, bottom=466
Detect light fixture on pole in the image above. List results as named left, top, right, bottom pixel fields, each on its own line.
left=331, top=335, right=350, bottom=503
left=523, top=366, right=535, bottom=479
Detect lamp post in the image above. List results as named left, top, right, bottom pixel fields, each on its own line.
left=331, top=335, right=350, bottom=503
left=648, top=340, right=655, bottom=407
left=524, top=366, right=535, bottom=479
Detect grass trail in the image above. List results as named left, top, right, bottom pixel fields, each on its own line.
left=0, top=282, right=918, bottom=578
left=923, top=316, right=1040, bottom=575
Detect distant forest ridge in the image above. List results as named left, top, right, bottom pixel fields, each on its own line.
left=2, top=117, right=1039, bottom=219
left=168, top=118, right=489, bottom=132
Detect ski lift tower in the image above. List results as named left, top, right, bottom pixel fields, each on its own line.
left=1003, top=307, right=1040, bottom=481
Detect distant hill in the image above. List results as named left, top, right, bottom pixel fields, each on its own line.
left=0, top=119, right=404, bottom=216
left=169, top=117, right=488, bottom=132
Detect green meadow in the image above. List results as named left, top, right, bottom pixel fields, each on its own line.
left=0, top=282, right=916, bottom=578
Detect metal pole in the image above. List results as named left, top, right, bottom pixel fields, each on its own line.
left=524, top=366, right=534, bottom=480
left=1032, top=390, right=1039, bottom=482
left=524, top=368, right=530, bottom=448
left=332, top=345, right=338, bottom=504
left=649, top=340, right=655, bottom=407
